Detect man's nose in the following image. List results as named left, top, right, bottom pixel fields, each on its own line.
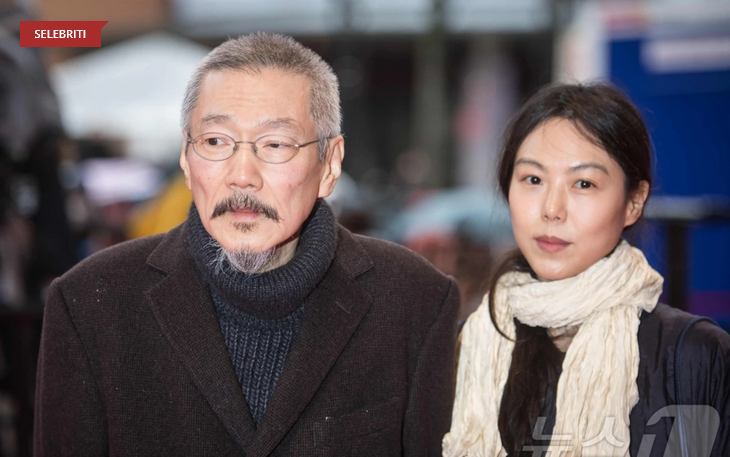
left=225, top=146, right=264, bottom=191
left=542, top=185, right=567, bottom=222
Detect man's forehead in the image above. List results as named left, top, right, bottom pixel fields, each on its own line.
left=196, top=112, right=306, bottom=136
left=194, top=69, right=314, bottom=124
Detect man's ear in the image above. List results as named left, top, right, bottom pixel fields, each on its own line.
left=180, top=132, right=193, bottom=190
left=318, top=135, right=344, bottom=198
left=624, top=180, right=650, bottom=227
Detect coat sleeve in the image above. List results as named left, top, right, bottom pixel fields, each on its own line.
left=678, top=320, right=730, bottom=457
left=402, top=278, right=460, bottom=457
left=34, top=279, right=108, bottom=456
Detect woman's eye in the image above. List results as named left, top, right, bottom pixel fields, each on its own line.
left=526, top=176, right=541, bottom=185
left=576, top=180, right=594, bottom=189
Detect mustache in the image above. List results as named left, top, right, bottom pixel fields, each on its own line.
left=211, top=192, right=281, bottom=222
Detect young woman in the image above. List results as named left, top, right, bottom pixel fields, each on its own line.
left=443, top=83, right=730, bottom=457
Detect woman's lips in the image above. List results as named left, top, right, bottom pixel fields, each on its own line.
left=535, top=236, right=571, bottom=253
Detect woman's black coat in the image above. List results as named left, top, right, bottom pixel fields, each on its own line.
left=535, top=303, right=730, bottom=457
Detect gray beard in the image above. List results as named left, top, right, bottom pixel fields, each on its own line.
left=206, top=238, right=281, bottom=274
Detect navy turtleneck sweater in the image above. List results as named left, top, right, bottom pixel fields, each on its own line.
left=187, top=199, right=336, bottom=425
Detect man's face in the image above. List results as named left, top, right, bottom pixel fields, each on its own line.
left=180, top=68, right=343, bottom=255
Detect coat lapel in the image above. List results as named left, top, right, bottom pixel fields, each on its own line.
left=248, top=227, right=374, bottom=456
left=145, top=224, right=258, bottom=451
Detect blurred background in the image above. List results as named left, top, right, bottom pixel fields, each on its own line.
left=0, top=0, right=729, bottom=454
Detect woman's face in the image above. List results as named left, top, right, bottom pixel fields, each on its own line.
left=508, top=118, right=647, bottom=280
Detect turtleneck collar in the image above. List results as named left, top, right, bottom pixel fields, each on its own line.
left=187, top=198, right=337, bottom=319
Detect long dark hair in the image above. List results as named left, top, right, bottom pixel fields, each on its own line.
left=490, top=82, right=653, bottom=454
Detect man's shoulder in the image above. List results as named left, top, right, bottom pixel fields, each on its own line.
left=347, top=231, right=450, bottom=283
left=336, top=228, right=459, bottom=349
left=339, top=229, right=458, bottom=314
left=59, top=227, right=182, bottom=287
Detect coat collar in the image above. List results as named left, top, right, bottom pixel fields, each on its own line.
left=146, top=222, right=374, bottom=454
left=145, top=222, right=258, bottom=448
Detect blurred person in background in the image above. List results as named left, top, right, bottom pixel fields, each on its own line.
left=1, top=7, right=78, bottom=456
left=34, top=33, right=458, bottom=456
left=0, top=6, right=76, bottom=309
left=443, top=83, right=730, bottom=456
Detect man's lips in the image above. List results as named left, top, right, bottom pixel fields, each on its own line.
left=228, top=208, right=262, bottom=222
left=535, top=236, right=571, bottom=253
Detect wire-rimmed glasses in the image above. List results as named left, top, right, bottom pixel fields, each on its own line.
left=186, top=132, right=322, bottom=164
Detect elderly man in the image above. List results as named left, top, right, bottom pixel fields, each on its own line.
left=34, top=34, right=458, bottom=456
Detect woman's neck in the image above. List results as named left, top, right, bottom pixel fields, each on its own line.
left=548, top=324, right=581, bottom=352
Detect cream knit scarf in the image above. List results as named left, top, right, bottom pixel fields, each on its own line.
left=443, top=240, right=663, bottom=457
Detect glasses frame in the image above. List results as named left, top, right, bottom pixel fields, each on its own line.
left=186, top=132, right=323, bottom=164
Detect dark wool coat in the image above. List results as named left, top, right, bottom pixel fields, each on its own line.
left=34, top=222, right=459, bottom=456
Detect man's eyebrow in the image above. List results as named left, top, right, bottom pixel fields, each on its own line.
left=514, top=158, right=546, bottom=171
left=198, top=114, right=234, bottom=128
left=569, top=162, right=609, bottom=175
left=196, top=115, right=305, bottom=135
left=254, top=117, right=302, bottom=134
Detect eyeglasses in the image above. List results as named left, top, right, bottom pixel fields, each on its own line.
left=186, top=132, right=323, bottom=164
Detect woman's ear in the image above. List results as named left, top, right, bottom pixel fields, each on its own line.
left=624, top=180, right=650, bottom=227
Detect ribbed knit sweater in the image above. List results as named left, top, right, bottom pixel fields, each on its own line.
left=187, top=199, right=336, bottom=425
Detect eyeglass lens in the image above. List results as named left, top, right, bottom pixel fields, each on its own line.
left=192, top=133, right=300, bottom=163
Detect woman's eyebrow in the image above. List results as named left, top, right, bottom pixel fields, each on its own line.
left=514, top=158, right=546, bottom=171
left=569, top=162, right=609, bottom=175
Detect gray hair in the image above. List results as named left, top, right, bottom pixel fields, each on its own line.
left=181, top=33, right=341, bottom=160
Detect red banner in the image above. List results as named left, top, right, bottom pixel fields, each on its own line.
left=19, top=21, right=108, bottom=48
